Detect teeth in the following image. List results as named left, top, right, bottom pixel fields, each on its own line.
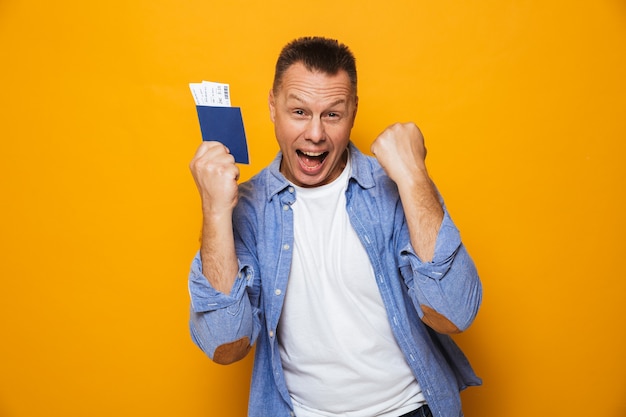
left=301, top=151, right=325, bottom=157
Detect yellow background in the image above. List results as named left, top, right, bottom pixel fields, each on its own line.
left=1, top=1, right=625, bottom=416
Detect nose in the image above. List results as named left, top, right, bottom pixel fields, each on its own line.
left=305, top=117, right=325, bottom=143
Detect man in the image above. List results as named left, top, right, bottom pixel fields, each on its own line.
left=188, top=36, right=482, bottom=417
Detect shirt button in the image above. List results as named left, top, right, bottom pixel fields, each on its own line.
left=288, top=186, right=295, bottom=193
left=274, top=289, right=282, bottom=296
left=283, top=204, right=289, bottom=211
left=269, top=330, right=274, bottom=338
left=283, top=244, right=290, bottom=250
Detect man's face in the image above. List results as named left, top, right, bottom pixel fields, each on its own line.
left=269, top=62, right=357, bottom=188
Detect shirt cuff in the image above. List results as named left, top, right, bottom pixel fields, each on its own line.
left=188, top=251, right=252, bottom=313
left=401, top=209, right=462, bottom=280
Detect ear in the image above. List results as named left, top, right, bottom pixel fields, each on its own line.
left=268, top=89, right=276, bottom=123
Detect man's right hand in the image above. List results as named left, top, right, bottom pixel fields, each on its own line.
left=189, top=141, right=240, bottom=216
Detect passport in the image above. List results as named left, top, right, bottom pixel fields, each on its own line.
left=195, top=105, right=249, bottom=164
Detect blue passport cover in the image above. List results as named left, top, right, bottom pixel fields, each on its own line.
left=195, top=105, right=249, bottom=164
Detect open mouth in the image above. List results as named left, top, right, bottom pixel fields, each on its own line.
left=297, top=150, right=329, bottom=171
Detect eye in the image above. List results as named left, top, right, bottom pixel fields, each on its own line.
left=293, top=109, right=305, bottom=116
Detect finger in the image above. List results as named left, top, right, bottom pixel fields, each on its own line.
left=190, top=144, right=232, bottom=177
left=193, top=141, right=229, bottom=159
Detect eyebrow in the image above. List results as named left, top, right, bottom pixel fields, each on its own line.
left=287, top=93, right=347, bottom=107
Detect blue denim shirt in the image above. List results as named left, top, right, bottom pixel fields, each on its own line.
left=189, top=143, right=482, bottom=417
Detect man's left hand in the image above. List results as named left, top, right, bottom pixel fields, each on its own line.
left=370, top=122, right=429, bottom=187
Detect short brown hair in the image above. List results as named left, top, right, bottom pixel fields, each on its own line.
left=272, top=37, right=357, bottom=95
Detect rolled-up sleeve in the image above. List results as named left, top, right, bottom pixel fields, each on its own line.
left=188, top=252, right=256, bottom=359
left=400, top=210, right=482, bottom=331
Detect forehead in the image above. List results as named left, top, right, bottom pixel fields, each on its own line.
left=276, top=63, right=354, bottom=102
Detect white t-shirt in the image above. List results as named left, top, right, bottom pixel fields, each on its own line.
left=277, top=157, right=425, bottom=417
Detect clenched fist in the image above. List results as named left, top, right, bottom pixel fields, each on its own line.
left=370, top=122, right=429, bottom=186
left=189, top=141, right=240, bottom=217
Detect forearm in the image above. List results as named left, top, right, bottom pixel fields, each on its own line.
left=199, top=211, right=239, bottom=294
left=397, top=174, right=443, bottom=263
